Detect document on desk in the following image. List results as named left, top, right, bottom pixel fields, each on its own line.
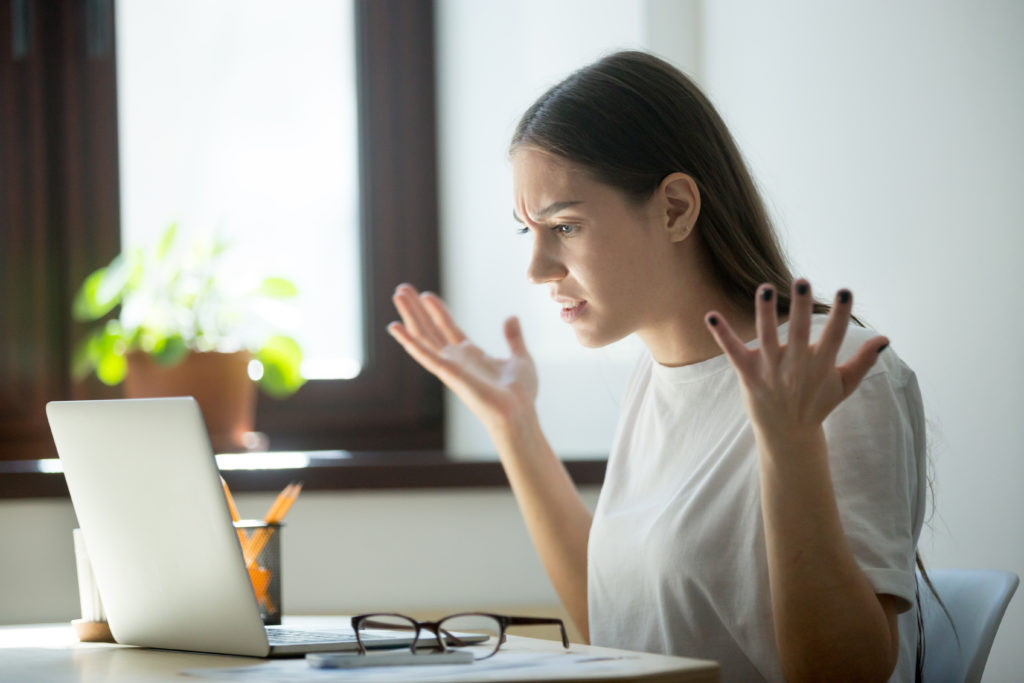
left=183, top=651, right=640, bottom=681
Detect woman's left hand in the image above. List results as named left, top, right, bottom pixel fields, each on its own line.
left=704, top=279, right=890, bottom=445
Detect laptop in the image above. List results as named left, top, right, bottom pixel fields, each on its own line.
left=46, top=397, right=432, bottom=657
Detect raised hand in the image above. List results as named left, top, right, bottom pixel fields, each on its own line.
left=387, top=283, right=539, bottom=433
left=703, top=279, right=889, bottom=446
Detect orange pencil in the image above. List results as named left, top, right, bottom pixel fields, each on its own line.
left=270, top=482, right=303, bottom=523
left=222, top=477, right=250, bottom=552
left=221, top=477, right=241, bottom=522
left=248, top=482, right=303, bottom=563
left=263, top=482, right=296, bottom=524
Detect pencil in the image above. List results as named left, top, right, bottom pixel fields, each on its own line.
left=247, top=482, right=303, bottom=564
left=271, top=481, right=303, bottom=523
left=264, top=481, right=303, bottom=524
left=263, top=482, right=292, bottom=523
left=246, top=481, right=303, bottom=611
left=221, top=477, right=241, bottom=522
left=222, top=477, right=250, bottom=553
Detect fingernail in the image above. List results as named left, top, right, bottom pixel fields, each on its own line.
left=877, top=342, right=889, bottom=354
left=796, top=282, right=808, bottom=296
left=708, top=315, right=718, bottom=327
left=761, top=288, right=773, bottom=302
left=838, top=289, right=851, bottom=304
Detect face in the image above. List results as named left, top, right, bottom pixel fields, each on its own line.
left=511, top=147, right=683, bottom=348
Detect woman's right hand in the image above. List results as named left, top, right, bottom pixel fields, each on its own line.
left=387, top=283, right=539, bottom=433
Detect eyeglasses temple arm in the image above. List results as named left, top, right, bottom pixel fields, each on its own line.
left=503, top=617, right=570, bottom=648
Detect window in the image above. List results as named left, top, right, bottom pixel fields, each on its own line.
left=0, top=0, right=441, bottom=461
left=116, top=0, right=365, bottom=380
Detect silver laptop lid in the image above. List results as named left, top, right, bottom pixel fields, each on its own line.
left=47, top=397, right=271, bottom=657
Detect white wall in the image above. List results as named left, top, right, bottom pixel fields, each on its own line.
left=0, top=489, right=599, bottom=626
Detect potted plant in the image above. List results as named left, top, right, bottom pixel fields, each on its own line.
left=71, top=223, right=306, bottom=452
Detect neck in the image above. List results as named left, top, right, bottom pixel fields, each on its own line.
left=637, top=246, right=759, bottom=367
left=635, top=231, right=760, bottom=367
left=639, top=295, right=756, bottom=368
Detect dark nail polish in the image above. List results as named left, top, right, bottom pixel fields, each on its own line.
left=761, top=288, right=773, bottom=302
left=708, top=315, right=718, bottom=327
left=796, top=283, right=808, bottom=296
left=877, top=343, right=889, bottom=354
left=838, top=290, right=851, bottom=304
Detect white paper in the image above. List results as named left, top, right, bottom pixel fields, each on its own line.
left=183, top=651, right=640, bottom=681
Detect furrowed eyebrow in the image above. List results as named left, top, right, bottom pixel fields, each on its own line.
left=512, top=201, right=583, bottom=224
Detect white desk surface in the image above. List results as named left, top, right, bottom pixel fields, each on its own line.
left=0, top=616, right=719, bottom=683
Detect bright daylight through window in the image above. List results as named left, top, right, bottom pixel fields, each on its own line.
left=115, top=0, right=362, bottom=381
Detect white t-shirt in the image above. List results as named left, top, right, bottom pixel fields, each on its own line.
left=588, top=315, right=927, bottom=682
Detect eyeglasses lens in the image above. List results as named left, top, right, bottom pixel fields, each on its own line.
left=437, top=614, right=502, bottom=659
left=355, top=614, right=419, bottom=652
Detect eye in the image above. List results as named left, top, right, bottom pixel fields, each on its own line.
left=553, top=224, right=577, bottom=236
left=515, top=225, right=529, bottom=235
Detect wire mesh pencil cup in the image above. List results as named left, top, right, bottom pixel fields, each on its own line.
left=234, top=521, right=283, bottom=625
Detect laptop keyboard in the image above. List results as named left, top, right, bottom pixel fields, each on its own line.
left=266, top=627, right=357, bottom=645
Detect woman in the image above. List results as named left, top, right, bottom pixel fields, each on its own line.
left=388, top=51, right=925, bottom=682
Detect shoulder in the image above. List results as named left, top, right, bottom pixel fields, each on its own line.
left=808, top=314, right=911, bottom=385
left=813, top=315, right=926, bottom=473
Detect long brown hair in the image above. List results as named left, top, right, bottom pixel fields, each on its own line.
left=510, top=49, right=829, bottom=318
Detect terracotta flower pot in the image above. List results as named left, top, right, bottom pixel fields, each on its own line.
left=124, top=351, right=257, bottom=453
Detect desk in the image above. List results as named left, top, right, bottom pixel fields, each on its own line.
left=0, top=617, right=718, bottom=682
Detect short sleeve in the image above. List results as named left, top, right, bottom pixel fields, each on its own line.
left=822, top=351, right=927, bottom=613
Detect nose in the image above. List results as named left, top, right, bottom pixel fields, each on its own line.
left=526, top=234, right=567, bottom=284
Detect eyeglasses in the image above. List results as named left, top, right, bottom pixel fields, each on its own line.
left=351, top=612, right=569, bottom=660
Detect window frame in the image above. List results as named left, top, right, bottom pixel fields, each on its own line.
left=253, top=0, right=443, bottom=452
left=0, top=0, right=442, bottom=462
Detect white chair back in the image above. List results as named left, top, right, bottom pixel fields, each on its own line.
left=919, top=568, right=1018, bottom=683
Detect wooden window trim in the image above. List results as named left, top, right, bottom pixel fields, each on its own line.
left=0, top=0, right=443, bottom=464
left=255, top=0, right=443, bottom=452
left=0, top=0, right=122, bottom=461
left=0, top=452, right=608, bottom=498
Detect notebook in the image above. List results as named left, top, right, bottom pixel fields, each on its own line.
left=46, top=397, right=421, bottom=657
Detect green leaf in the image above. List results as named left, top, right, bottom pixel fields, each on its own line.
left=211, top=236, right=232, bottom=260
left=72, top=254, right=134, bottom=321
left=156, top=222, right=179, bottom=261
left=152, top=334, right=189, bottom=366
left=70, top=345, right=91, bottom=382
left=255, top=335, right=305, bottom=398
left=72, top=268, right=107, bottom=321
left=94, top=321, right=128, bottom=383
left=71, top=330, right=103, bottom=381
left=125, top=247, right=146, bottom=291
left=96, top=352, right=127, bottom=385
left=256, top=277, right=298, bottom=298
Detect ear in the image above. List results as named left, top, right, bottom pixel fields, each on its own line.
left=658, top=173, right=700, bottom=243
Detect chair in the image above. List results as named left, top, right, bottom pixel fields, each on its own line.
left=918, top=568, right=1019, bottom=683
